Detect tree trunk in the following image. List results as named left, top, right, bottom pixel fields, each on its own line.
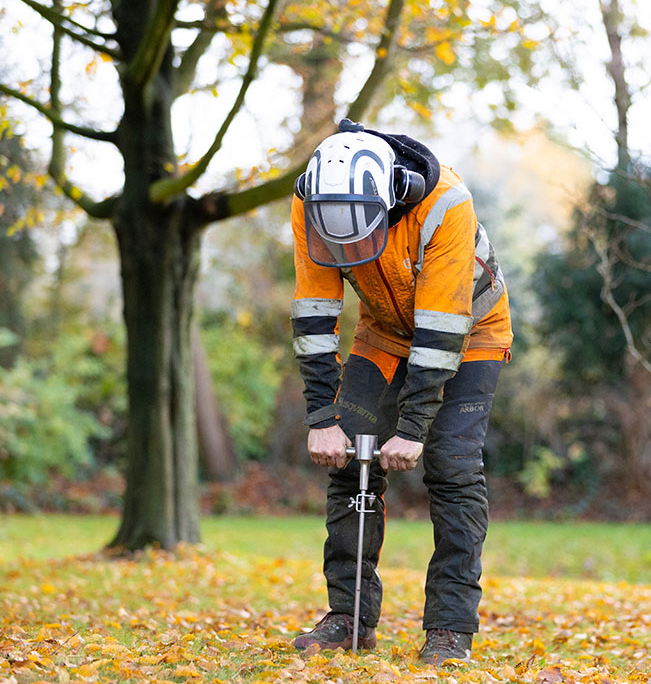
left=109, top=205, right=201, bottom=550
left=600, top=0, right=631, bottom=173
left=192, top=322, right=238, bottom=480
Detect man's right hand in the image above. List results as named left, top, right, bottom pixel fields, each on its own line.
left=307, top=424, right=352, bottom=469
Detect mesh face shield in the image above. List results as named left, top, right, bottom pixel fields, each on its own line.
left=304, top=194, right=389, bottom=267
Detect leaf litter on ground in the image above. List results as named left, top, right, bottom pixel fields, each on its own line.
left=0, top=542, right=650, bottom=683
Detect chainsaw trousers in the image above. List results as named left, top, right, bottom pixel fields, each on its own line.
left=323, top=351, right=502, bottom=634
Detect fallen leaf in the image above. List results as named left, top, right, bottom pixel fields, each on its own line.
left=536, top=665, right=565, bottom=683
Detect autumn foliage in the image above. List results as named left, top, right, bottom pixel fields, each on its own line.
left=1, top=523, right=649, bottom=684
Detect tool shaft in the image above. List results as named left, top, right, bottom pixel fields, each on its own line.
left=352, top=472, right=367, bottom=653
left=348, top=435, right=380, bottom=654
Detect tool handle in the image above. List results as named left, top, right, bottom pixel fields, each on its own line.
left=345, top=447, right=382, bottom=458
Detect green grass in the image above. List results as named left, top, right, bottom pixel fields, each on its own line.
left=1, top=514, right=650, bottom=583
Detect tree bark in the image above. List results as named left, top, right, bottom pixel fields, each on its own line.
left=600, top=0, right=631, bottom=173
left=192, top=322, right=238, bottom=480
left=110, top=203, right=201, bottom=550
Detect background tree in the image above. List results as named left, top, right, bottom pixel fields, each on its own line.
left=0, top=0, right=554, bottom=548
left=535, top=0, right=650, bottom=501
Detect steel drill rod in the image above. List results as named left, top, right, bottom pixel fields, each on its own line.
left=352, top=461, right=368, bottom=653
left=345, top=437, right=381, bottom=654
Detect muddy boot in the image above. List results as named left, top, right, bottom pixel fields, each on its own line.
left=293, top=612, right=377, bottom=651
left=419, top=629, right=472, bottom=665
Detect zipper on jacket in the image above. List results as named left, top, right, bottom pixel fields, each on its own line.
left=374, top=259, right=413, bottom=335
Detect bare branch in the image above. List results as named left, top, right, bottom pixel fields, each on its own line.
left=0, top=83, right=117, bottom=143
left=150, top=0, right=280, bottom=204
left=600, top=0, right=632, bottom=172
left=19, top=0, right=120, bottom=58
left=173, top=0, right=225, bottom=99
left=596, top=207, right=651, bottom=235
left=345, top=0, right=405, bottom=122
left=45, top=0, right=117, bottom=221
left=582, top=218, right=651, bottom=374
left=611, top=239, right=651, bottom=273
left=124, top=0, right=179, bottom=90
left=621, top=292, right=651, bottom=316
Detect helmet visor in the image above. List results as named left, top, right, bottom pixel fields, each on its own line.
left=304, top=194, right=389, bottom=267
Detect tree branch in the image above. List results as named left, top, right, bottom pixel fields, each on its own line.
left=276, top=21, right=357, bottom=44
left=20, top=0, right=120, bottom=58
left=124, top=0, right=178, bottom=90
left=597, top=207, right=651, bottom=235
left=0, top=83, right=117, bottom=143
left=600, top=0, right=631, bottom=172
left=48, top=166, right=120, bottom=218
left=191, top=161, right=306, bottom=225
left=345, top=0, right=405, bottom=121
left=173, top=0, right=225, bottom=100
left=150, top=0, right=280, bottom=204
left=584, top=219, right=651, bottom=374
left=45, top=0, right=117, bottom=221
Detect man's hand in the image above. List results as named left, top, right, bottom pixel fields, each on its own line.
left=308, top=424, right=352, bottom=469
left=379, top=435, right=423, bottom=471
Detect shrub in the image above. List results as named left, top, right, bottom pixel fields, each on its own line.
left=0, top=330, right=111, bottom=484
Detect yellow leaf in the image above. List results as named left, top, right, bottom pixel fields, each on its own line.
left=101, top=644, right=130, bottom=656
left=435, top=41, right=456, bottom=65
left=69, top=186, right=83, bottom=201
left=41, top=583, right=56, bottom=594
left=530, top=638, right=546, bottom=655
left=174, top=665, right=201, bottom=678
left=409, top=102, right=432, bottom=120
left=237, top=310, right=252, bottom=327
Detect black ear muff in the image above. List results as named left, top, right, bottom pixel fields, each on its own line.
left=394, top=166, right=426, bottom=205
left=294, top=172, right=307, bottom=200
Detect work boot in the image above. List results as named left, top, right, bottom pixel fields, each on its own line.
left=419, top=629, right=472, bottom=665
left=293, top=612, right=377, bottom=651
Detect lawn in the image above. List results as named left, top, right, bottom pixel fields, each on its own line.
left=1, top=514, right=650, bottom=683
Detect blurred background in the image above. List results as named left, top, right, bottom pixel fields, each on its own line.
left=0, top=0, right=649, bottom=523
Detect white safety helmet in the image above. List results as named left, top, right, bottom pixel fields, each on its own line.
left=296, top=130, right=397, bottom=267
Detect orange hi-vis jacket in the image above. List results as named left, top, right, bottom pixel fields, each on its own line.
left=291, top=164, right=513, bottom=442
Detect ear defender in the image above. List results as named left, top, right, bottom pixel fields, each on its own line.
left=394, top=165, right=426, bottom=205
left=294, top=172, right=307, bottom=200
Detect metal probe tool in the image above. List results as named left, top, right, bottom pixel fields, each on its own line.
left=345, top=434, right=382, bottom=654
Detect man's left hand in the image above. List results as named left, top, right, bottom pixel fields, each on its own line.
left=379, top=435, right=423, bottom=471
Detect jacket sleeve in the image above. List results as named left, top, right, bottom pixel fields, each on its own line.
left=396, top=183, right=476, bottom=442
left=291, top=196, right=345, bottom=429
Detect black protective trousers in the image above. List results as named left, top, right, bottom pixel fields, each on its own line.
left=324, top=353, right=502, bottom=634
